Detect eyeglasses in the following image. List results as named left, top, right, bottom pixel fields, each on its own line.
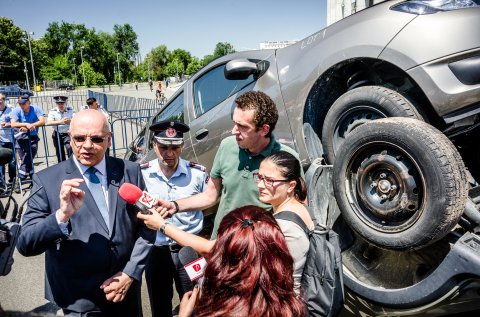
left=72, top=135, right=108, bottom=144
left=253, top=172, right=289, bottom=187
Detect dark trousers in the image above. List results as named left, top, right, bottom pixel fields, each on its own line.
left=15, top=135, right=39, bottom=179
left=145, top=246, right=193, bottom=317
left=62, top=281, right=143, bottom=317
left=0, top=141, right=16, bottom=185
left=52, top=131, right=72, bottom=162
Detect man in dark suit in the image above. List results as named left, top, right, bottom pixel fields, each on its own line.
left=16, top=110, right=155, bottom=317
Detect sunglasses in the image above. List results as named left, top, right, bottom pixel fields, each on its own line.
left=253, top=172, right=289, bottom=187
left=72, top=135, right=108, bottom=144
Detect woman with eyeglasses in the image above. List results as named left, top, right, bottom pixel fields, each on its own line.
left=254, top=150, right=313, bottom=293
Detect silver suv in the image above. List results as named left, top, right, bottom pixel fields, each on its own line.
left=127, top=1, right=480, bottom=315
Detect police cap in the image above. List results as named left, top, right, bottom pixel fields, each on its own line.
left=149, top=121, right=189, bottom=146
left=53, top=95, right=68, bottom=103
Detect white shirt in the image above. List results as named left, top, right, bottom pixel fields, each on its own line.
left=142, top=158, right=208, bottom=246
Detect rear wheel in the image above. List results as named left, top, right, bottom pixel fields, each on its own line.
left=321, top=86, right=423, bottom=164
left=333, top=118, right=468, bottom=250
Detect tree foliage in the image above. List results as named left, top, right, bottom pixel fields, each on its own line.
left=1, top=16, right=236, bottom=87
left=213, top=42, right=235, bottom=58
left=40, top=55, right=72, bottom=80
left=186, top=57, right=204, bottom=76
left=0, top=17, right=30, bottom=82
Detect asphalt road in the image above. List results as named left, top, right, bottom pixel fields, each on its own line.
left=0, top=81, right=182, bottom=316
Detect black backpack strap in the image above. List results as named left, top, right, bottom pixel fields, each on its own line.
left=274, top=211, right=309, bottom=235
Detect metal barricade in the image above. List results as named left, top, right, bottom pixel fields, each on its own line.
left=0, top=92, right=160, bottom=181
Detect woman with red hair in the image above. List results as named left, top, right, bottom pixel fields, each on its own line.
left=139, top=205, right=305, bottom=317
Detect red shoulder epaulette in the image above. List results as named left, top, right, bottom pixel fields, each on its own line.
left=189, top=161, right=206, bottom=172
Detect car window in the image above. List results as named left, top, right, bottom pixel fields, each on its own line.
left=154, top=91, right=184, bottom=123
left=125, top=126, right=146, bottom=162
left=148, top=91, right=184, bottom=150
left=193, top=64, right=254, bottom=118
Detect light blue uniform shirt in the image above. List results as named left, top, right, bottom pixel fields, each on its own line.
left=142, top=158, right=208, bottom=246
left=0, top=105, right=14, bottom=143
left=11, top=104, right=45, bottom=136
left=47, top=107, right=75, bottom=133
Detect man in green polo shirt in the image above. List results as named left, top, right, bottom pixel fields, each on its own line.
left=157, top=91, right=301, bottom=238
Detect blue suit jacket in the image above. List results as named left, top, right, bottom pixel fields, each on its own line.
left=16, top=156, right=155, bottom=315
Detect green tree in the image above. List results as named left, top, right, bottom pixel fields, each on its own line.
left=213, top=42, right=235, bottom=58
left=169, top=49, right=192, bottom=74
left=32, top=38, right=50, bottom=79
left=80, top=61, right=106, bottom=86
left=42, top=22, right=121, bottom=83
left=113, top=24, right=139, bottom=81
left=186, top=57, right=204, bottom=76
left=0, top=17, right=29, bottom=82
left=202, top=54, right=215, bottom=66
left=40, top=55, right=72, bottom=80
left=165, top=59, right=184, bottom=78
left=145, top=45, right=170, bottom=80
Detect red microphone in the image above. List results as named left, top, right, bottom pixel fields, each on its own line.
left=118, top=183, right=154, bottom=214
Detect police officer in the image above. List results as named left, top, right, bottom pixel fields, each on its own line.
left=47, top=95, right=75, bottom=162
left=10, top=94, right=45, bottom=181
left=141, top=120, right=208, bottom=317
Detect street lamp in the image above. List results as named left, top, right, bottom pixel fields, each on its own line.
left=23, top=60, right=30, bottom=91
left=116, top=53, right=121, bottom=87
left=80, top=46, right=86, bottom=86
left=26, top=31, right=37, bottom=91
left=72, top=58, right=78, bottom=86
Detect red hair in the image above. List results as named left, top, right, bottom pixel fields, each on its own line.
left=195, top=205, right=305, bottom=317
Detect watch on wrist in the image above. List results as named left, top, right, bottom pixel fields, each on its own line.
left=160, top=224, right=167, bottom=234
left=170, top=200, right=180, bottom=213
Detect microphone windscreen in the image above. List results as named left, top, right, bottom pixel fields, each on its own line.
left=118, top=183, right=143, bottom=204
left=179, top=246, right=199, bottom=266
left=0, top=148, right=13, bottom=165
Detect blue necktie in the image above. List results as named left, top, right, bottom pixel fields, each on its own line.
left=85, top=166, right=109, bottom=231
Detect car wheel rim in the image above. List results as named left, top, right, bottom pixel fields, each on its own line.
left=346, top=142, right=425, bottom=233
left=332, top=106, right=386, bottom=155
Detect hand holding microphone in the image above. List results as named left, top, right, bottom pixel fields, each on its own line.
left=179, top=246, right=207, bottom=285
left=119, top=183, right=173, bottom=230
left=153, top=198, right=179, bottom=218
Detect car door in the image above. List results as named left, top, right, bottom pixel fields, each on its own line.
left=185, top=62, right=257, bottom=169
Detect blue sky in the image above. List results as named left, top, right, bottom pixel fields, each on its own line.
left=3, top=0, right=327, bottom=59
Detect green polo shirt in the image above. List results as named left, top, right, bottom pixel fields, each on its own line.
left=210, top=135, right=301, bottom=238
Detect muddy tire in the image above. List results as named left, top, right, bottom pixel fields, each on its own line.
left=333, top=118, right=468, bottom=250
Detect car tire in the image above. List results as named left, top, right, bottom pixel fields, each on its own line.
left=321, top=86, right=423, bottom=164
left=333, top=118, right=468, bottom=250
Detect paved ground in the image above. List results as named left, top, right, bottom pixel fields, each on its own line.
left=0, top=81, right=183, bottom=316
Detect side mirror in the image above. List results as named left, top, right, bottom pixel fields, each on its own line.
left=224, top=59, right=269, bottom=80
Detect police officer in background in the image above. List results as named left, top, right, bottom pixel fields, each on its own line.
left=47, top=95, right=75, bottom=162
left=141, top=120, right=208, bottom=317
